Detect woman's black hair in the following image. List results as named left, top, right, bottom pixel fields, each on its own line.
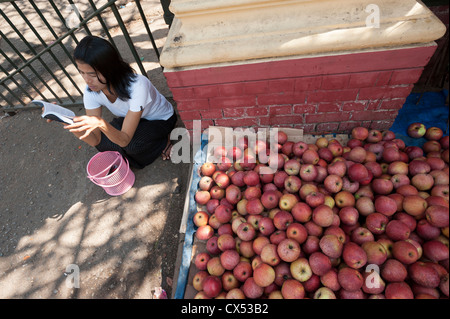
left=73, top=35, right=137, bottom=100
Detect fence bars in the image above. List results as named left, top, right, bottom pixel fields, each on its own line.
left=0, top=0, right=161, bottom=112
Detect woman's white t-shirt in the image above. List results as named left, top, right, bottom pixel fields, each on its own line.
left=83, top=74, right=174, bottom=121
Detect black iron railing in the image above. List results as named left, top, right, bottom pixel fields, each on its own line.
left=0, top=0, right=161, bottom=112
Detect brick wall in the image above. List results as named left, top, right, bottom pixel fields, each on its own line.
left=164, top=45, right=437, bottom=137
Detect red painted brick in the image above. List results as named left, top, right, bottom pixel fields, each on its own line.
left=299, top=124, right=318, bottom=134
left=179, top=110, right=201, bottom=121
left=201, top=109, right=223, bottom=120
left=247, top=106, right=269, bottom=117
left=315, top=122, right=340, bottom=134
left=338, top=121, right=366, bottom=132
left=389, top=68, right=424, bottom=85
left=293, top=104, right=316, bottom=114
left=305, top=112, right=351, bottom=123
left=352, top=110, right=399, bottom=121
left=219, top=83, right=245, bottom=96
left=317, top=102, right=341, bottom=112
left=370, top=120, right=395, bottom=130
left=215, top=117, right=259, bottom=128
left=194, top=85, right=219, bottom=98
left=210, top=96, right=256, bottom=109
left=223, top=107, right=245, bottom=118
left=307, top=89, right=358, bottom=103
left=258, top=92, right=306, bottom=106
left=343, top=101, right=367, bottom=111
left=375, top=71, right=393, bottom=86
left=163, top=45, right=436, bottom=87
left=366, top=100, right=381, bottom=110
left=260, top=115, right=304, bottom=126
left=358, top=85, right=413, bottom=100
left=379, top=98, right=406, bottom=110
left=269, top=105, right=292, bottom=116
left=295, top=77, right=322, bottom=91
left=321, top=74, right=350, bottom=90
left=176, top=99, right=210, bottom=111
left=183, top=119, right=214, bottom=131
left=268, top=79, right=296, bottom=93
left=348, top=72, right=379, bottom=88
left=171, top=87, right=195, bottom=100
left=244, top=81, right=269, bottom=94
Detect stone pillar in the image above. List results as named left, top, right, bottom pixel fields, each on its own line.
left=160, top=0, right=447, bottom=136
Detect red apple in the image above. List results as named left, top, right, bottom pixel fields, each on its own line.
left=408, top=261, right=440, bottom=288
left=290, top=257, right=313, bottom=282
left=206, top=236, right=220, bottom=255
left=327, top=160, right=347, bottom=177
left=278, top=194, right=298, bottom=212
left=292, top=141, right=308, bottom=157
left=362, top=241, right=387, bottom=265
left=258, top=216, right=276, bottom=236
left=350, top=226, right=374, bottom=245
left=305, top=191, right=325, bottom=208
left=284, top=159, right=301, bottom=176
left=351, top=126, right=369, bottom=141
left=392, top=240, right=419, bottom=264
left=245, top=198, right=264, bottom=215
left=286, top=222, right=308, bottom=244
left=407, top=122, right=427, bottom=138
left=195, top=190, right=211, bottom=205
left=342, top=242, right=367, bottom=269
left=291, top=202, right=312, bottom=223
left=319, top=234, right=343, bottom=259
left=196, top=225, right=214, bottom=241
left=192, top=270, right=208, bottom=291
left=309, top=251, right=332, bottom=276
left=338, top=206, right=359, bottom=226
left=194, top=252, right=211, bottom=271
left=299, top=163, right=318, bottom=182
left=347, top=163, right=369, bottom=182
left=312, top=204, right=334, bottom=227
left=425, top=205, right=449, bottom=228
left=236, top=222, right=256, bottom=241
left=338, top=267, right=363, bottom=291
left=422, top=240, right=449, bottom=262
left=242, top=277, right=264, bottom=299
left=207, top=256, right=225, bottom=277
left=386, top=220, right=411, bottom=241
left=324, top=174, right=343, bottom=193
left=284, top=175, right=302, bottom=193
left=220, top=249, right=240, bottom=270
left=314, top=287, right=337, bottom=299
left=273, top=210, right=294, bottom=230
left=253, top=263, right=276, bottom=288
left=233, top=260, right=252, bottom=282
left=302, top=149, right=320, bottom=165
left=193, top=211, right=209, bottom=227
left=261, top=243, right=281, bottom=266
left=281, top=279, right=305, bottom=299
left=385, top=282, right=414, bottom=299
left=424, top=127, right=444, bottom=141
left=381, top=258, right=408, bottom=282
left=374, top=195, right=397, bottom=217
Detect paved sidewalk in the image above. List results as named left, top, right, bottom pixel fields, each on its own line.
left=0, top=0, right=191, bottom=299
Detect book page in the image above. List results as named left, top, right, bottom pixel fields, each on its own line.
left=32, top=100, right=76, bottom=124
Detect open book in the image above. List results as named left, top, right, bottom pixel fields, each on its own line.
left=32, top=100, right=76, bottom=124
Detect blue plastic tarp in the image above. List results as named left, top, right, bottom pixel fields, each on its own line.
left=389, top=89, right=449, bottom=147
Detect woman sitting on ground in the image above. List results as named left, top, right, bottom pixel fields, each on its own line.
left=60, top=35, right=176, bottom=168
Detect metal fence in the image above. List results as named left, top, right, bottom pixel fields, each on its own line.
left=0, top=0, right=161, bottom=112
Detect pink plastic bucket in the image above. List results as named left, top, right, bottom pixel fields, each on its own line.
left=86, top=151, right=135, bottom=196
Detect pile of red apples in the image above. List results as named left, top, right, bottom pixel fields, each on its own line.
left=192, top=126, right=449, bottom=299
